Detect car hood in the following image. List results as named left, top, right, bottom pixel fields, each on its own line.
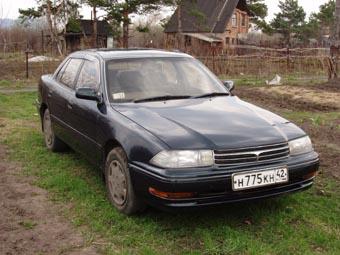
left=112, top=97, right=306, bottom=150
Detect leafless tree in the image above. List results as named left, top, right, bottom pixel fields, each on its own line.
left=333, top=0, right=340, bottom=46
left=330, top=0, right=340, bottom=80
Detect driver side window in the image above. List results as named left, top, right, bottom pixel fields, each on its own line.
left=76, top=59, right=100, bottom=90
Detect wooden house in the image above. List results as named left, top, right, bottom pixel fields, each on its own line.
left=65, top=19, right=111, bottom=52
left=164, top=0, right=252, bottom=54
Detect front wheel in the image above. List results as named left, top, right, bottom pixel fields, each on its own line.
left=105, top=147, right=145, bottom=215
left=43, top=109, right=68, bottom=152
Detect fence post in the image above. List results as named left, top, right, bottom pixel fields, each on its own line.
left=287, top=47, right=290, bottom=70
left=25, top=50, right=29, bottom=79
left=25, top=49, right=33, bottom=79
left=212, top=44, right=216, bottom=73
left=41, top=30, right=45, bottom=54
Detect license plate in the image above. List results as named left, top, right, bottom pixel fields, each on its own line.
left=232, top=168, right=289, bottom=191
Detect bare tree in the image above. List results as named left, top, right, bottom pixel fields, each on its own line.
left=330, top=0, right=340, bottom=80
left=83, top=1, right=107, bottom=48
left=19, top=0, right=79, bottom=56
left=334, top=0, right=340, bottom=45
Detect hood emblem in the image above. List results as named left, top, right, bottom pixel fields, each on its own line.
left=253, top=151, right=261, bottom=161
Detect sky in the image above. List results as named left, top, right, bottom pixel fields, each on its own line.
left=0, top=0, right=331, bottom=21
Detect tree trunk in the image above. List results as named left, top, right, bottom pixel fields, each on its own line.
left=330, top=0, right=340, bottom=80
left=92, top=6, right=98, bottom=48
left=334, top=0, right=340, bottom=45
left=45, top=1, right=55, bottom=52
left=176, top=1, right=183, bottom=49
left=46, top=1, right=63, bottom=56
left=122, top=10, right=129, bottom=48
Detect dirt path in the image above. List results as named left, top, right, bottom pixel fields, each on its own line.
left=0, top=144, right=101, bottom=255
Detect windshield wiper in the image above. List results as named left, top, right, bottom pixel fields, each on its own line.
left=193, top=92, right=230, bottom=99
left=134, top=95, right=192, bottom=103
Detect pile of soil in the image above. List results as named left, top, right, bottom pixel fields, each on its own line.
left=235, top=86, right=340, bottom=112
left=321, top=79, right=340, bottom=90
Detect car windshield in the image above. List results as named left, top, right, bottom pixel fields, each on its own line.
left=106, top=57, right=227, bottom=102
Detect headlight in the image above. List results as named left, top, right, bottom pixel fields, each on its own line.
left=150, top=150, right=214, bottom=169
left=289, top=136, right=313, bottom=156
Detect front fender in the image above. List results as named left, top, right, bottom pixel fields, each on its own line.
left=97, top=105, right=169, bottom=164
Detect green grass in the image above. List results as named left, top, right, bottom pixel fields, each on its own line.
left=19, top=220, right=38, bottom=230
left=0, top=79, right=11, bottom=87
left=0, top=79, right=37, bottom=89
left=0, top=92, right=339, bottom=255
left=281, top=111, right=340, bottom=128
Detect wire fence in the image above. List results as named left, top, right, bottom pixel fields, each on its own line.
left=198, top=55, right=329, bottom=77
left=193, top=46, right=334, bottom=80
left=0, top=56, right=61, bottom=81
left=0, top=41, right=335, bottom=83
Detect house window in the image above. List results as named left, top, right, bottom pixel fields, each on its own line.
left=241, top=14, right=246, bottom=27
left=232, top=13, right=237, bottom=27
left=225, top=37, right=230, bottom=44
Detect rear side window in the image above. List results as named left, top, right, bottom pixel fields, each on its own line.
left=60, top=58, right=83, bottom=89
left=76, top=59, right=100, bottom=90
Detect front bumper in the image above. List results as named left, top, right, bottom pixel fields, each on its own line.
left=129, top=152, right=319, bottom=211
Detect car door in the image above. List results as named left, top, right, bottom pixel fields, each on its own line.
left=52, top=58, right=84, bottom=144
left=47, top=58, right=72, bottom=141
left=64, top=57, right=102, bottom=164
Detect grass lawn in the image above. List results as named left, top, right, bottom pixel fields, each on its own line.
left=0, top=92, right=339, bottom=255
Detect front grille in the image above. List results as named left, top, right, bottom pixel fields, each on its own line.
left=214, top=142, right=289, bottom=168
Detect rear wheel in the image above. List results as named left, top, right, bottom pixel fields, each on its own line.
left=105, top=147, right=145, bottom=215
left=43, top=109, right=67, bottom=152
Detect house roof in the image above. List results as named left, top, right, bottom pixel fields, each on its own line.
left=164, top=0, right=252, bottom=34
left=66, top=19, right=110, bottom=36
left=183, top=33, right=222, bottom=43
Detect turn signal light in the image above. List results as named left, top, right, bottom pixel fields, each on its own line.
left=303, top=171, right=317, bottom=180
left=148, top=187, right=195, bottom=199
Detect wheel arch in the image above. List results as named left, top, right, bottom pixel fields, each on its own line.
left=102, top=138, right=126, bottom=169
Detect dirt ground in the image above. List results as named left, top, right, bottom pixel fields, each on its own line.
left=236, top=81, right=340, bottom=179
left=301, top=120, right=340, bottom=180
left=236, top=86, right=339, bottom=112
left=0, top=144, right=101, bottom=255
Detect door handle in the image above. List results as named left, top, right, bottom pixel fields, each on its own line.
left=47, top=92, right=53, bottom=98
left=67, top=103, right=73, bottom=110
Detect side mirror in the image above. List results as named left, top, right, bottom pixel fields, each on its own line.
left=223, top=80, right=235, bottom=92
left=76, top=87, right=102, bottom=103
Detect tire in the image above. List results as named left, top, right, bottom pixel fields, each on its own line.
left=43, top=109, right=68, bottom=152
left=105, top=147, right=145, bottom=215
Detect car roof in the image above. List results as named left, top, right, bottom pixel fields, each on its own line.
left=70, top=48, right=192, bottom=60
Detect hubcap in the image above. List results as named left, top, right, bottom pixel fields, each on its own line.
left=44, top=112, right=53, bottom=147
left=107, top=160, right=127, bottom=206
